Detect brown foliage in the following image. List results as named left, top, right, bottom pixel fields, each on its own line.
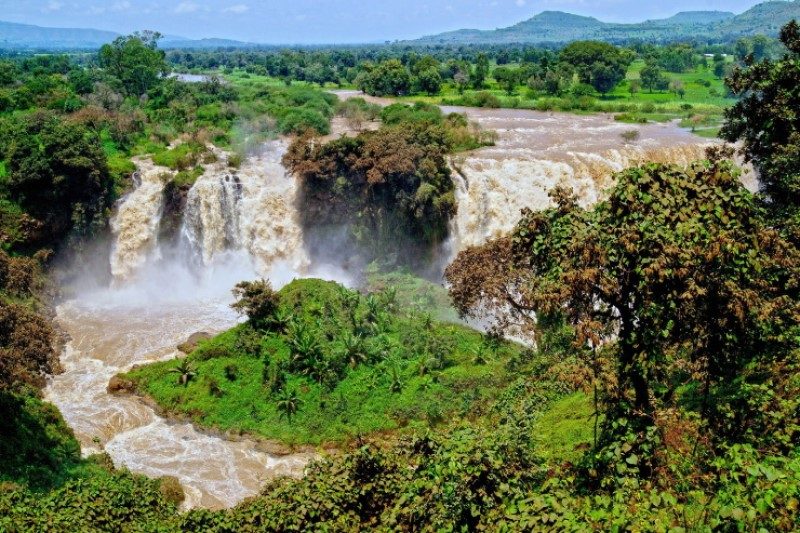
left=0, top=302, right=56, bottom=392
left=447, top=155, right=800, bottom=440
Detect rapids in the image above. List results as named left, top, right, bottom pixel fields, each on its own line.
left=46, top=100, right=742, bottom=510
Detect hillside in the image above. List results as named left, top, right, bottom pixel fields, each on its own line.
left=409, top=0, right=800, bottom=45
left=0, top=20, right=251, bottom=50
left=0, top=20, right=119, bottom=49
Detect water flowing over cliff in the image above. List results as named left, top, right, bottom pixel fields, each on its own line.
left=443, top=108, right=744, bottom=252
left=47, top=108, right=739, bottom=510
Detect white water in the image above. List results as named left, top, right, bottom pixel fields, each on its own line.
left=47, top=103, right=736, bottom=510
left=109, top=159, right=171, bottom=280
left=443, top=108, right=739, bottom=251
left=47, top=140, right=319, bottom=510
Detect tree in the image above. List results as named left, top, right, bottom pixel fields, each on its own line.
left=492, top=66, right=518, bottom=95
left=560, top=41, right=633, bottom=90
left=416, top=67, right=442, bottom=95
left=669, top=79, right=686, bottom=99
left=639, top=62, right=664, bottom=93
left=0, top=302, right=56, bottom=392
left=446, top=152, right=799, bottom=460
left=628, top=79, right=640, bottom=98
left=169, top=359, right=197, bottom=386
left=98, top=31, right=168, bottom=96
left=358, top=60, right=411, bottom=97
left=473, top=53, right=489, bottom=89
left=722, top=21, right=800, bottom=219
left=231, top=280, right=280, bottom=329
left=589, top=61, right=622, bottom=96
left=276, top=388, right=302, bottom=421
left=713, top=57, right=726, bottom=79
left=284, top=122, right=457, bottom=267
left=735, top=39, right=751, bottom=62
left=3, top=113, right=113, bottom=247
left=752, top=35, right=770, bottom=61
left=453, top=69, right=469, bottom=94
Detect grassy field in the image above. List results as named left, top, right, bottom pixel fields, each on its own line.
left=123, top=279, right=541, bottom=447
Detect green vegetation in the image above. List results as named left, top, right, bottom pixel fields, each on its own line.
left=284, top=102, right=491, bottom=269
left=4, top=17, right=800, bottom=533
left=124, top=279, right=529, bottom=446
left=364, top=266, right=460, bottom=323
left=409, top=3, right=800, bottom=45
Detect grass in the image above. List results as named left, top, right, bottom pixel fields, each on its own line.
left=364, top=266, right=460, bottom=323
left=0, top=392, right=111, bottom=491
left=535, top=392, right=596, bottom=463
left=124, top=279, right=531, bottom=447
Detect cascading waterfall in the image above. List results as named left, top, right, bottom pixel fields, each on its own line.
left=109, top=159, right=172, bottom=280
left=180, top=141, right=309, bottom=280
left=48, top=104, right=743, bottom=511
left=443, top=107, right=750, bottom=252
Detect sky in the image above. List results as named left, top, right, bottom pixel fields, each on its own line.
left=0, top=0, right=769, bottom=44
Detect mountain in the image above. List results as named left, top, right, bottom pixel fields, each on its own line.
left=0, top=20, right=252, bottom=50
left=656, top=11, right=735, bottom=26
left=159, top=37, right=253, bottom=49
left=409, top=1, right=800, bottom=45
left=0, top=20, right=119, bottom=49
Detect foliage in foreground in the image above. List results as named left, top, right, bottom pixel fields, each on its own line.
left=447, top=151, right=800, bottom=480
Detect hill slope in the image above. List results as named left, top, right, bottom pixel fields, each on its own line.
left=409, top=1, right=800, bottom=45
left=0, top=20, right=119, bottom=49
left=0, top=20, right=251, bottom=50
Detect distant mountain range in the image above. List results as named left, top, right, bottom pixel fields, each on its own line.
left=1, top=1, right=800, bottom=50
left=0, top=20, right=252, bottom=50
left=409, top=1, right=800, bottom=45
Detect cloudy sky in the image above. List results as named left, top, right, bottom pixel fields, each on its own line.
left=0, top=0, right=767, bottom=44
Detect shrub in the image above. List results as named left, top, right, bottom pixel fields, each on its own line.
left=231, top=280, right=280, bottom=329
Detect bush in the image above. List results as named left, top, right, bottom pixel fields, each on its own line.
left=231, top=280, right=280, bottom=329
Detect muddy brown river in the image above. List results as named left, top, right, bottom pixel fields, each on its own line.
left=45, top=97, right=743, bottom=509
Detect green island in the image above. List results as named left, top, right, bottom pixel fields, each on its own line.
left=122, top=278, right=542, bottom=447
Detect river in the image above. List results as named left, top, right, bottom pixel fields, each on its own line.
left=45, top=97, right=741, bottom=509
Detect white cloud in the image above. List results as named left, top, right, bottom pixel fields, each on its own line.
left=515, top=0, right=526, bottom=6
left=222, top=4, right=249, bottom=14
left=174, top=1, right=199, bottom=14
left=43, top=1, right=64, bottom=12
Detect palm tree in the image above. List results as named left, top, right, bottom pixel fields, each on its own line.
left=169, top=359, right=197, bottom=386
left=381, top=287, right=398, bottom=313
left=365, top=294, right=382, bottom=326
left=289, top=331, right=322, bottom=375
left=276, top=388, right=302, bottom=422
left=389, top=366, right=403, bottom=393
left=341, top=332, right=368, bottom=369
left=472, top=344, right=488, bottom=366
left=272, top=306, right=293, bottom=332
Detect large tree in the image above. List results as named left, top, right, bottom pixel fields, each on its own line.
left=98, top=31, right=168, bottom=96
left=560, top=41, right=633, bottom=95
left=446, top=152, right=799, bottom=449
left=722, top=20, right=800, bottom=221
left=357, top=60, right=412, bottom=97
left=3, top=113, right=113, bottom=248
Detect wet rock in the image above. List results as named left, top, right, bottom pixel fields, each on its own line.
left=178, top=331, right=212, bottom=354
left=107, top=375, right=136, bottom=394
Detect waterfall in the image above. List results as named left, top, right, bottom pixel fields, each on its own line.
left=180, top=141, right=310, bottom=279
left=110, top=141, right=309, bottom=283
left=449, top=143, right=714, bottom=251
left=109, top=159, right=172, bottom=281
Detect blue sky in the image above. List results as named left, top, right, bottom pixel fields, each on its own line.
left=0, top=0, right=767, bottom=44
